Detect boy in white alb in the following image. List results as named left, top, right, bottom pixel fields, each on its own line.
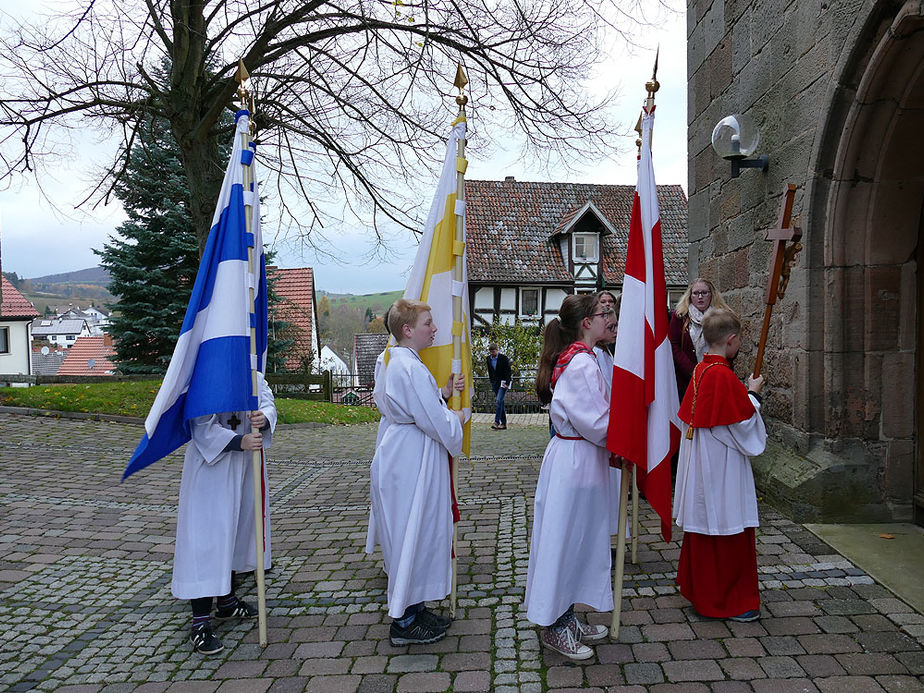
left=674, top=309, right=766, bottom=622
left=173, top=373, right=276, bottom=655
left=369, top=298, right=465, bottom=646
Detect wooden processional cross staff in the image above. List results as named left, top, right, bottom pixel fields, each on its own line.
left=752, top=183, right=803, bottom=378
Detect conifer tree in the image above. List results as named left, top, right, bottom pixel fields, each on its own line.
left=95, top=116, right=201, bottom=374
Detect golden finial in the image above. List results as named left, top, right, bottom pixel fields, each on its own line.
left=235, top=60, right=256, bottom=133
left=645, top=46, right=660, bottom=98
left=235, top=60, right=250, bottom=105
left=454, top=63, right=469, bottom=107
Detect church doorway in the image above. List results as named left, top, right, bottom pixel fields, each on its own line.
left=819, top=1, right=924, bottom=524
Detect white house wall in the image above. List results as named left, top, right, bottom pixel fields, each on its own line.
left=0, top=320, right=31, bottom=377
left=319, top=346, right=349, bottom=374
left=544, top=289, right=568, bottom=314
left=499, top=288, right=516, bottom=311
left=473, top=287, right=494, bottom=310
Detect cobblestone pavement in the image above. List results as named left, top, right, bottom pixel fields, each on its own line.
left=2, top=412, right=923, bottom=693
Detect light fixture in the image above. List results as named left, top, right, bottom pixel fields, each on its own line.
left=711, top=113, right=769, bottom=178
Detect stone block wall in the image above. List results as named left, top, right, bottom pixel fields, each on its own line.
left=687, top=0, right=923, bottom=521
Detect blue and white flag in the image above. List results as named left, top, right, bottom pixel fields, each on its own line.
left=123, top=110, right=268, bottom=479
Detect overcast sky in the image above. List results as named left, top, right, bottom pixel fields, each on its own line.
left=0, top=2, right=687, bottom=294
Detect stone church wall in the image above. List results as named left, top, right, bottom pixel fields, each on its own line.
left=687, top=0, right=920, bottom=521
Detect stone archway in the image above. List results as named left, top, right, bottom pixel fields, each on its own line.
left=822, top=1, right=924, bottom=522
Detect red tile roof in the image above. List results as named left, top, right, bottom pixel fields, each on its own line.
left=465, top=179, right=688, bottom=285
left=58, top=336, right=116, bottom=376
left=1, top=276, right=39, bottom=319
left=267, top=266, right=318, bottom=371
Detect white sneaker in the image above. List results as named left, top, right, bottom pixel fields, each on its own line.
left=541, top=624, right=594, bottom=660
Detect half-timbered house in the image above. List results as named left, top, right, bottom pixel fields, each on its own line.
left=465, top=178, right=689, bottom=327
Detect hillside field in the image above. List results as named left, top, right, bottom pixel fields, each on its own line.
left=321, top=289, right=402, bottom=315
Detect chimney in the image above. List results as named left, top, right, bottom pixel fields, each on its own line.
left=103, top=333, right=113, bottom=347
left=504, top=176, right=515, bottom=183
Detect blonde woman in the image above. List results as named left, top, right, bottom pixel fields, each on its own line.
left=669, top=278, right=730, bottom=398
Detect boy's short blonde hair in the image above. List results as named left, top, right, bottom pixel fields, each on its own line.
left=388, top=298, right=431, bottom=338
left=703, top=308, right=742, bottom=347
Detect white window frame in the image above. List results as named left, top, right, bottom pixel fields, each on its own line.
left=0, top=327, right=8, bottom=354
left=519, top=287, right=540, bottom=317
left=572, top=232, right=599, bottom=262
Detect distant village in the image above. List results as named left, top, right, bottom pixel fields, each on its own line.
left=1, top=178, right=692, bottom=389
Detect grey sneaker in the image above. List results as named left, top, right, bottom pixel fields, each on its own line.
left=417, top=608, right=451, bottom=632
left=567, top=612, right=608, bottom=642
left=540, top=623, right=594, bottom=660
left=389, top=616, right=446, bottom=646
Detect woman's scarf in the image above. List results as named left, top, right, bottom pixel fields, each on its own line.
left=551, top=341, right=593, bottom=388
left=687, top=303, right=710, bottom=362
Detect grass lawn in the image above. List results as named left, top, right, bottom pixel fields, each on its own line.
left=0, top=381, right=379, bottom=425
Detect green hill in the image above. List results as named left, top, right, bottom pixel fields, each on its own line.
left=321, top=290, right=402, bottom=315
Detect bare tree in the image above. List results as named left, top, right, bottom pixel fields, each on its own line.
left=0, top=0, right=655, bottom=252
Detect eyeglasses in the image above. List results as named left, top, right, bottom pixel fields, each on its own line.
left=589, top=311, right=609, bottom=319
left=691, top=290, right=711, bottom=297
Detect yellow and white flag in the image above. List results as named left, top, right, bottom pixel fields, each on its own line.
left=401, top=116, right=473, bottom=455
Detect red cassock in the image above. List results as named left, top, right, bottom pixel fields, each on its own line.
left=673, top=355, right=767, bottom=618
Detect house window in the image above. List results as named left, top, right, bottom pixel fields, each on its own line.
left=573, top=232, right=599, bottom=262
left=67, top=335, right=76, bottom=341
left=520, top=288, right=540, bottom=316
left=0, top=327, right=8, bottom=354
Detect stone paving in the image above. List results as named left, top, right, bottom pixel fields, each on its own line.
left=1, top=412, right=923, bottom=692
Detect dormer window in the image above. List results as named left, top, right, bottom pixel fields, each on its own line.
left=573, top=232, right=599, bottom=262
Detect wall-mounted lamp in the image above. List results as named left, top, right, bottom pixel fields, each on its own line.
left=711, top=113, right=769, bottom=178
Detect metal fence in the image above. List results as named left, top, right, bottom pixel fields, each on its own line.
left=472, top=375, right=542, bottom=414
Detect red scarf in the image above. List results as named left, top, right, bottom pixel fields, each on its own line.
left=551, top=341, right=593, bottom=387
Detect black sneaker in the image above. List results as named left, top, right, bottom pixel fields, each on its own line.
left=389, top=616, right=447, bottom=646
left=190, top=623, right=224, bottom=655
left=215, top=599, right=258, bottom=620
left=417, top=608, right=451, bottom=632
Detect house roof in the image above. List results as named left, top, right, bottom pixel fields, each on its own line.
left=353, top=333, right=389, bottom=387
left=57, top=336, right=116, bottom=376
left=465, top=179, right=688, bottom=285
left=32, top=348, right=67, bottom=376
left=31, top=318, right=88, bottom=336
left=1, top=277, right=39, bottom=319
left=267, top=266, right=318, bottom=371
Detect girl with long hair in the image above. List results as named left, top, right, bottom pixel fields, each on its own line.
left=526, top=293, right=615, bottom=660
left=669, top=278, right=730, bottom=398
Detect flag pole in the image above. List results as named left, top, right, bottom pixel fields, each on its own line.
left=449, top=63, right=468, bottom=619
left=631, top=471, right=639, bottom=563
left=612, top=53, right=660, bottom=639
left=236, top=61, right=268, bottom=648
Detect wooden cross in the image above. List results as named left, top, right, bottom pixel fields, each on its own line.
left=228, top=413, right=242, bottom=430
left=752, top=183, right=803, bottom=377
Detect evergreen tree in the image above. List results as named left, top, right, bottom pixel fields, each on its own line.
left=95, top=116, right=203, bottom=374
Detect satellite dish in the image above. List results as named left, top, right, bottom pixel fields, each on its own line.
left=41, top=346, right=50, bottom=356
left=87, top=358, right=96, bottom=370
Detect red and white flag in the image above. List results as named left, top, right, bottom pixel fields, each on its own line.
left=607, top=105, right=681, bottom=542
